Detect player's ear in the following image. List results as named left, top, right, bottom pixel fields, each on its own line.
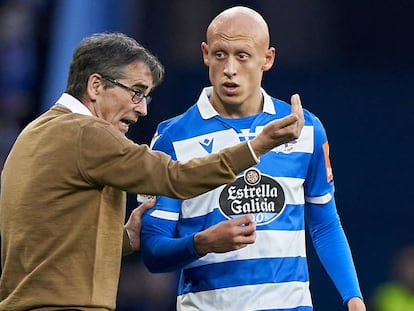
left=262, top=47, right=276, bottom=72
left=201, top=42, right=209, bottom=66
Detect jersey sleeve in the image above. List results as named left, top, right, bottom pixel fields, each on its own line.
left=141, top=126, right=201, bottom=273
left=304, top=115, right=363, bottom=304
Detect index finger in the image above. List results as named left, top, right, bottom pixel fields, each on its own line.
left=290, top=93, right=304, bottom=129
left=290, top=93, right=302, bottom=115
left=230, top=214, right=255, bottom=226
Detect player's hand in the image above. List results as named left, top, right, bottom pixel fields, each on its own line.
left=250, top=93, right=304, bottom=157
left=124, top=198, right=156, bottom=251
left=194, top=214, right=256, bottom=256
left=347, top=297, right=366, bottom=311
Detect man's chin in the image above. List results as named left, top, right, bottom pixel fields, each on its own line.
left=118, top=123, right=129, bottom=134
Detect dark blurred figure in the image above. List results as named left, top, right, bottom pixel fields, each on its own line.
left=117, top=253, right=178, bottom=311
left=370, top=245, right=414, bottom=311
left=0, top=0, right=50, bottom=170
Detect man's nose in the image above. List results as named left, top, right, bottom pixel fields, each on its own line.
left=223, top=57, right=237, bottom=77
left=134, top=100, right=148, bottom=116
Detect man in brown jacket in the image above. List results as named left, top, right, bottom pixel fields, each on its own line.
left=0, top=32, right=303, bottom=310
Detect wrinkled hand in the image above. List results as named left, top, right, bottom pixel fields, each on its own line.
left=347, top=297, right=366, bottom=311
left=194, top=215, right=256, bottom=256
left=251, top=93, right=304, bottom=157
left=124, top=198, right=156, bottom=251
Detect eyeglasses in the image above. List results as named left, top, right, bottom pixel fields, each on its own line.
left=102, top=77, right=152, bottom=105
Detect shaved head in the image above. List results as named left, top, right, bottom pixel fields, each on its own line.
left=207, top=6, right=270, bottom=48
left=201, top=6, right=276, bottom=117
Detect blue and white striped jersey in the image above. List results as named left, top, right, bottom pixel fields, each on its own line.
left=141, top=87, right=362, bottom=311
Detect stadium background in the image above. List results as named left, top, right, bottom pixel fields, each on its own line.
left=0, top=0, right=412, bottom=310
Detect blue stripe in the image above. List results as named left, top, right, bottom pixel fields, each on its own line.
left=179, top=257, right=309, bottom=294
left=179, top=204, right=306, bottom=236
left=258, top=307, right=312, bottom=311
left=257, top=152, right=311, bottom=179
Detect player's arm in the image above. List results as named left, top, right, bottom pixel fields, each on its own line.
left=305, top=116, right=364, bottom=307
left=305, top=199, right=363, bottom=304
left=141, top=199, right=256, bottom=272
left=141, top=196, right=198, bottom=273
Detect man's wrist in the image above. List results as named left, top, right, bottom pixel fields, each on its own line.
left=247, top=140, right=260, bottom=163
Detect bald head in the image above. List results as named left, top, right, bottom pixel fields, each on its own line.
left=207, top=6, right=270, bottom=48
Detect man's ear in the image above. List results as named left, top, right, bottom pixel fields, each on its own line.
left=262, top=47, right=276, bottom=72
left=201, top=42, right=209, bottom=66
left=87, top=74, right=102, bottom=100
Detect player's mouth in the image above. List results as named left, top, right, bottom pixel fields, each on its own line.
left=222, top=82, right=239, bottom=95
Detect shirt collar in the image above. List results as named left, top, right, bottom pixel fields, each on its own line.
left=196, top=86, right=276, bottom=119
left=55, top=93, right=93, bottom=116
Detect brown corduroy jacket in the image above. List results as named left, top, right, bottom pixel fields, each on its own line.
left=0, top=103, right=257, bottom=310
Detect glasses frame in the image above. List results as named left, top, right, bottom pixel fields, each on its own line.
left=102, top=77, right=151, bottom=105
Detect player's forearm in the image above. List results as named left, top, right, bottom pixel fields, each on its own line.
left=306, top=200, right=363, bottom=303
left=141, top=233, right=200, bottom=273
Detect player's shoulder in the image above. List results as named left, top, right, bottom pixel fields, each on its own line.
left=157, top=104, right=201, bottom=134
left=157, top=104, right=199, bottom=127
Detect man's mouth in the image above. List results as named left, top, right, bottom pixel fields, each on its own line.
left=121, top=118, right=135, bottom=126
left=119, top=118, right=136, bottom=133
left=222, top=82, right=239, bottom=94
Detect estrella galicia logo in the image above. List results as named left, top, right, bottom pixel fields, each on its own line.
left=219, top=168, right=285, bottom=225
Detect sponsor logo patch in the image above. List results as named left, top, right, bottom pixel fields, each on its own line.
left=219, top=168, right=285, bottom=225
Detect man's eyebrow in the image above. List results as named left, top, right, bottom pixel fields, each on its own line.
left=132, top=83, right=149, bottom=91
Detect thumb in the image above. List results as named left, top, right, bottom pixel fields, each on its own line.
left=134, top=198, right=157, bottom=217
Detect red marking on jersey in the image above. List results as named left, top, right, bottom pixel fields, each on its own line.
left=323, top=142, right=333, bottom=182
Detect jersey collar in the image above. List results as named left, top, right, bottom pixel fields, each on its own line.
left=196, top=86, right=276, bottom=119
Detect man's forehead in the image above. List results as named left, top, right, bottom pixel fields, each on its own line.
left=207, top=14, right=269, bottom=47
left=124, top=62, right=154, bottom=88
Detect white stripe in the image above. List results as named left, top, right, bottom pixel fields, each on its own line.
left=270, top=125, right=314, bottom=154
left=173, top=129, right=240, bottom=162
left=252, top=125, right=313, bottom=154
left=149, top=209, right=179, bottom=221
left=177, top=281, right=312, bottom=311
left=173, top=125, right=314, bottom=162
left=181, top=177, right=304, bottom=219
left=185, top=230, right=305, bottom=268
left=305, top=192, right=332, bottom=204
left=181, top=186, right=223, bottom=218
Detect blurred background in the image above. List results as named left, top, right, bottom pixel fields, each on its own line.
left=0, top=0, right=413, bottom=310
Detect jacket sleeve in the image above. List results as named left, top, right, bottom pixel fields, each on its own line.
left=77, top=121, right=257, bottom=199
left=140, top=128, right=203, bottom=272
